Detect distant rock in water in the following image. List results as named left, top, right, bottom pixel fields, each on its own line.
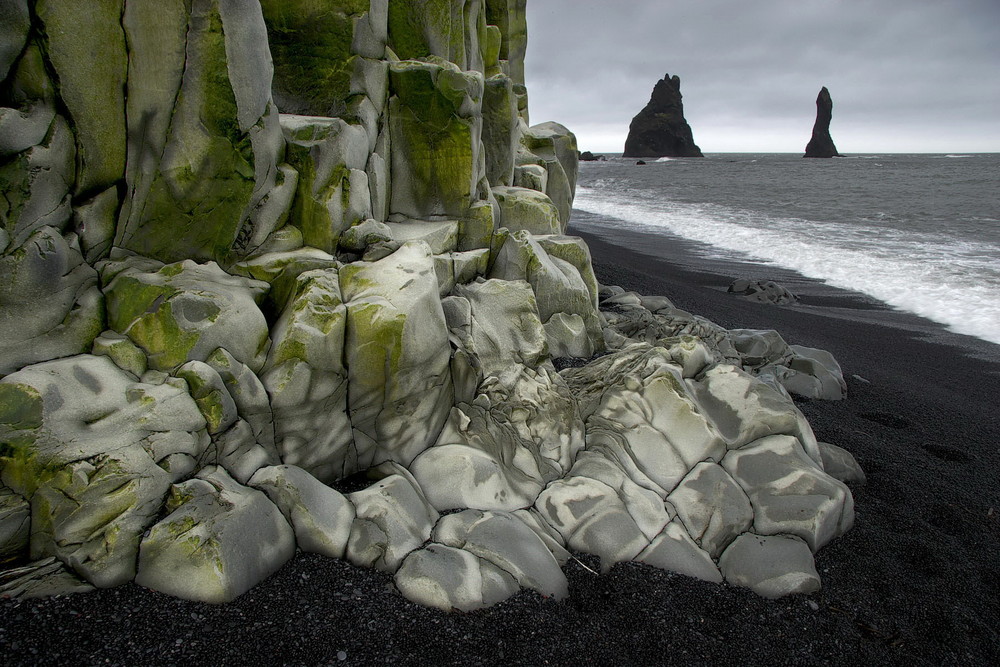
left=624, top=73, right=703, bottom=158
left=579, top=151, right=606, bottom=162
left=804, top=87, right=841, bottom=158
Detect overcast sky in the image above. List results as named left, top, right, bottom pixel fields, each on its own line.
left=523, top=0, right=1000, bottom=153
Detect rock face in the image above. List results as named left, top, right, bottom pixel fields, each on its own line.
left=804, top=87, right=840, bottom=158
left=0, top=1, right=860, bottom=609
left=623, top=73, right=703, bottom=158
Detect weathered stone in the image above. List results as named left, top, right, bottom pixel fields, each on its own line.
left=91, top=331, right=148, bottom=378
left=340, top=242, right=454, bottom=470
left=722, top=435, right=854, bottom=551
left=0, top=485, right=29, bottom=562
left=0, top=0, right=31, bottom=83
left=135, top=466, right=295, bottom=603
left=72, top=187, right=119, bottom=264
left=385, top=220, right=459, bottom=254
left=666, top=462, right=753, bottom=558
left=35, top=0, right=127, bottom=195
left=482, top=74, right=518, bottom=186
left=433, top=509, right=568, bottom=599
left=491, top=186, right=560, bottom=235
left=817, top=441, right=866, bottom=485
left=117, top=0, right=285, bottom=264
left=262, top=268, right=353, bottom=482
left=623, top=73, right=703, bottom=158
left=104, top=258, right=271, bottom=373
left=346, top=464, right=439, bottom=572
left=519, top=122, right=578, bottom=226
left=249, top=464, right=356, bottom=558
left=395, top=543, right=518, bottom=612
left=718, top=533, right=821, bottom=598
left=261, top=0, right=388, bottom=117
left=229, top=247, right=339, bottom=315
left=0, top=114, right=74, bottom=247
left=339, top=219, right=393, bottom=252
left=0, top=227, right=104, bottom=377
left=388, top=59, right=484, bottom=220
left=0, top=355, right=208, bottom=587
left=282, top=115, right=372, bottom=253
left=637, top=519, right=723, bottom=584
left=804, top=87, right=840, bottom=158
left=0, top=557, right=95, bottom=599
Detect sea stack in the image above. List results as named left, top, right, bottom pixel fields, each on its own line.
left=623, top=73, right=703, bottom=158
left=804, top=86, right=841, bottom=158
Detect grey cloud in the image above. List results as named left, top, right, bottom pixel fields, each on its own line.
left=524, top=0, right=1000, bottom=152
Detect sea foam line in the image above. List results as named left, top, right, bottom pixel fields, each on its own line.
left=574, top=187, right=1000, bottom=346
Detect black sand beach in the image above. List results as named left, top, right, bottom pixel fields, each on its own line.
left=2, top=213, right=999, bottom=666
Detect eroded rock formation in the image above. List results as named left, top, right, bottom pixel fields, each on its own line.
left=623, top=73, right=703, bottom=158
left=0, top=1, right=860, bottom=610
left=804, top=87, right=841, bottom=158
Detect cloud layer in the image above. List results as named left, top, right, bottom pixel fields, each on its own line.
left=524, top=0, right=1000, bottom=153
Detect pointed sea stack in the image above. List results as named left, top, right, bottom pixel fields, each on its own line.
left=623, top=73, right=703, bottom=158
left=804, top=86, right=841, bottom=158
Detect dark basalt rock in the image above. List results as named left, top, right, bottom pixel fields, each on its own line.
left=728, top=278, right=799, bottom=305
left=623, top=73, right=703, bottom=158
left=804, top=87, right=841, bottom=158
left=579, top=151, right=606, bottom=162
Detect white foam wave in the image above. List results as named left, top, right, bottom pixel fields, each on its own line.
left=656, top=157, right=674, bottom=162
left=575, top=187, right=1000, bottom=346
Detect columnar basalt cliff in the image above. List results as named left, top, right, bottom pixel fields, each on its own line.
left=0, top=1, right=859, bottom=609
left=804, top=86, right=841, bottom=158
left=623, top=73, right=703, bottom=158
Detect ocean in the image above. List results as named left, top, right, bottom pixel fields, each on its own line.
left=572, top=153, right=1000, bottom=346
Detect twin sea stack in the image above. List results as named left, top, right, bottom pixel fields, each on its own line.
left=0, top=1, right=859, bottom=610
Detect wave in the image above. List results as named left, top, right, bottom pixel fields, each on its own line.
left=575, top=187, right=1000, bottom=346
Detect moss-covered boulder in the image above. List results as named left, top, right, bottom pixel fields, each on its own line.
left=387, top=0, right=487, bottom=72
left=282, top=115, right=372, bottom=253
left=388, top=59, right=485, bottom=220
left=484, top=0, right=527, bottom=86
left=34, top=0, right=127, bottom=196
left=261, top=0, right=388, bottom=117
left=518, top=121, right=578, bottom=228
left=482, top=73, right=518, bottom=186
left=116, top=0, right=287, bottom=264
left=104, top=258, right=271, bottom=373
left=491, top=186, right=560, bottom=235
left=0, top=113, right=74, bottom=248
left=0, top=354, right=208, bottom=587
left=135, top=466, right=295, bottom=603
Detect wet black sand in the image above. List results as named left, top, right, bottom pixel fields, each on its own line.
left=2, top=213, right=999, bottom=666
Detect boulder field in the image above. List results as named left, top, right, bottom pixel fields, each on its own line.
left=0, top=0, right=861, bottom=610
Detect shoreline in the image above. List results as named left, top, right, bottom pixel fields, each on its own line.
left=2, top=218, right=999, bottom=665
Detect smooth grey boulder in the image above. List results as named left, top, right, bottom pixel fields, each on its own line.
left=0, top=104, right=55, bottom=157
left=395, top=543, right=518, bottom=612
left=0, top=226, right=104, bottom=376
left=491, top=186, right=561, bottom=235
left=518, top=121, right=578, bottom=227
left=205, top=347, right=276, bottom=453
left=817, top=441, right=866, bottom=484
left=666, top=462, right=753, bottom=559
left=103, top=257, right=271, bottom=373
left=249, top=464, right=356, bottom=559
left=722, top=434, right=854, bottom=552
left=718, top=533, right=821, bottom=598
left=229, top=246, right=339, bottom=315
left=135, top=466, right=295, bottom=604
left=433, top=510, right=568, bottom=600
left=637, top=519, right=723, bottom=584
left=346, top=464, right=439, bottom=572
left=339, top=219, right=393, bottom=252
